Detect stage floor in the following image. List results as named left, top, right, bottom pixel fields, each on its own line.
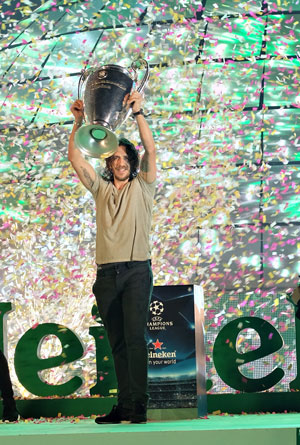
left=1, top=413, right=300, bottom=445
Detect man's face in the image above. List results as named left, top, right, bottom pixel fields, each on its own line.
left=110, top=145, right=130, bottom=182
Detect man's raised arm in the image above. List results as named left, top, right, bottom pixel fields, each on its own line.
left=127, top=91, right=157, bottom=184
left=68, top=99, right=97, bottom=191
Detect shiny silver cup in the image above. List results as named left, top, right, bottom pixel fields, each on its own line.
left=75, top=59, right=149, bottom=159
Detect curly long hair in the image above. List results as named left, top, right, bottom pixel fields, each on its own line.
left=102, top=137, right=139, bottom=182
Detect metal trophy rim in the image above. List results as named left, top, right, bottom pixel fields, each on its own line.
left=99, top=64, right=133, bottom=78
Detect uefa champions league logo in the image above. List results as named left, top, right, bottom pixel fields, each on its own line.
left=148, top=299, right=173, bottom=330
left=150, top=300, right=164, bottom=317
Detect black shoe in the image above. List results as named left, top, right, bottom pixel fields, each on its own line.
left=2, top=404, right=19, bottom=423
left=95, top=405, right=131, bottom=424
left=131, top=401, right=147, bottom=423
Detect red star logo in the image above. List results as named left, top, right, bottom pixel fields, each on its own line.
left=152, top=339, right=163, bottom=350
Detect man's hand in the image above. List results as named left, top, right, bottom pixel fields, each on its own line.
left=127, top=91, right=143, bottom=113
left=70, top=99, right=84, bottom=123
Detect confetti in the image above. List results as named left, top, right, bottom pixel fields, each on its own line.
left=0, top=0, right=299, bottom=401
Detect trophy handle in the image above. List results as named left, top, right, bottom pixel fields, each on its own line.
left=121, top=58, right=150, bottom=123
left=77, top=68, right=94, bottom=99
left=130, top=58, right=150, bottom=94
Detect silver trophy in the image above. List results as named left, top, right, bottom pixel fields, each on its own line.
left=75, top=59, right=149, bottom=158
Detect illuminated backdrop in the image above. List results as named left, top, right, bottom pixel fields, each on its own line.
left=0, top=0, right=300, bottom=398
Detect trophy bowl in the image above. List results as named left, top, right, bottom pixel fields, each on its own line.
left=75, top=60, right=149, bottom=159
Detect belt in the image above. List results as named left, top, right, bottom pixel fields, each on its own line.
left=97, top=260, right=150, bottom=270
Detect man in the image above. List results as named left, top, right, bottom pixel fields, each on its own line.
left=69, top=91, right=156, bottom=424
left=0, top=349, right=19, bottom=422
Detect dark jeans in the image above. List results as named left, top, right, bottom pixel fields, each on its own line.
left=0, top=349, right=14, bottom=402
left=92, top=260, right=153, bottom=409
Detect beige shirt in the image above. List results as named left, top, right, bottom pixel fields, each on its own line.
left=91, top=173, right=156, bottom=264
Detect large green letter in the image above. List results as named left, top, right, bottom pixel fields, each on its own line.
left=0, top=302, right=13, bottom=354
left=14, top=323, right=84, bottom=396
left=289, top=308, right=300, bottom=390
left=213, top=316, right=284, bottom=392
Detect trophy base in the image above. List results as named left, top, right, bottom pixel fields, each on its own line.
left=74, top=124, right=118, bottom=159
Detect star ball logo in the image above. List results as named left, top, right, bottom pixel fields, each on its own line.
left=147, top=299, right=174, bottom=331
left=150, top=300, right=164, bottom=317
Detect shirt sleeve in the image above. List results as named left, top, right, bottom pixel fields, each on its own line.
left=137, top=173, right=157, bottom=198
